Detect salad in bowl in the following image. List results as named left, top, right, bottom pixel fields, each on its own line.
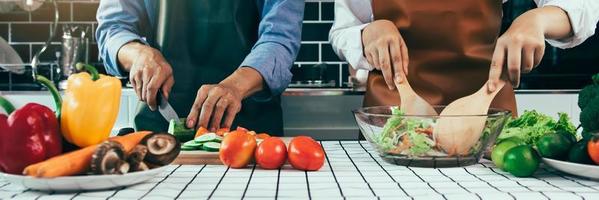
left=353, top=106, right=510, bottom=167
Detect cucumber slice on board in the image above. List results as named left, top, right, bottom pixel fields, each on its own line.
left=202, top=142, right=221, bottom=152
left=181, top=145, right=197, bottom=151
left=182, top=140, right=203, bottom=148
left=194, top=133, right=218, bottom=143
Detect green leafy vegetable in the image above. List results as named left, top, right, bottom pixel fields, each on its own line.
left=578, top=73, right=599, bottom=109
left=498, top=110, right=576, bottom=145
left=581, top=101, right=599, bottom=132
left=408, top=131, right=434, bottom=155
left=377, top=107, right=435, bottom=156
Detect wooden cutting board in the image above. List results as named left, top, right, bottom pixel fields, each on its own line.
left=172, top=137, right=293, bottom=165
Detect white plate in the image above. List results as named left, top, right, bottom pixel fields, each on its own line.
left=542, top=158, right=599, bottom=180
left=0, top=166, right=168, bottom=191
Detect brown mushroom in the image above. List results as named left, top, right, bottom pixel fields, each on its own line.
left=90, top=141, right=130, bottom=175
left=135, top=162, right=150, bottom=171
left=140, top=132, right=181, bottom=165
left=127, top=145, right=149, bottom=172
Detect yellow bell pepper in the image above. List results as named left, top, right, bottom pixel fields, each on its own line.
left=61, top=63, right=122, bottom=147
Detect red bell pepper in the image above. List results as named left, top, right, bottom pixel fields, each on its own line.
left=0, top=76, right=63, bottom=174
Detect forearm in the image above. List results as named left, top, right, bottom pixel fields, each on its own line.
left=521, top=6, right=573, bottom=40
left=96, top=0, right=149, bottom=76
left=220, top=67, right=264, bottom=99
left=116, top=41, right=146, bottom=72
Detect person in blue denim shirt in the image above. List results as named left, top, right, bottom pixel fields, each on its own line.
left=96, top=0, right=304, bottom=135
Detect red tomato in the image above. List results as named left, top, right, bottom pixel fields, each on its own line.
left=215, top=128, right=230, bottom=136
left=236, top=126, right=249, bottom=132
left=588, top=137, right=599, bottom=164
left=255, top=137, right=287, bottom=169
left=256, top=133, right=271, bottom=140
left=219, top=131, right=256, bottom=168
left=288, top=136, right=325, bottom=171
left=194, top=127, right=209, bottom=138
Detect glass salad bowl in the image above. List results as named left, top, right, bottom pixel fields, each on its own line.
left=353, top=106, right=511, bottom=167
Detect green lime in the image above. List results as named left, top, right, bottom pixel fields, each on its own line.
left=568, top=140, right=594, bottom=164
left=491, top=138, right=522, bottom=170
left=556, top=130, right=576, bottom=146
left=503, top=145, right=540, bottom=177
left=535, top=133, right=572, bottom=160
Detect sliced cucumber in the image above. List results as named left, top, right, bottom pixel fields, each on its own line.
left=214, top=136, right=223, bottom=142
left=183, top=140, right=203, bottom=148
left=181, top=145, right=197, bottom=151
left=194, top=133, right=218, bottom=143
left=202, top=142, right=221, bottom=152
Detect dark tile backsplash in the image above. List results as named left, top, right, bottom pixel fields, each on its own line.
left=2, top=0, right=598, bottom=90
left=1, top=0, right=348, bottom=90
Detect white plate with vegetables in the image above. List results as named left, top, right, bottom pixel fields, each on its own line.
left=0, top=165, right=168, bottom=191
left=542, top=158, right=599, bottom=180
left=0, top=132, right=181, bottom=191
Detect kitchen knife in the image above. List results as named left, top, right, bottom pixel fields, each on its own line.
left=158, top=91, right=181, bottom=123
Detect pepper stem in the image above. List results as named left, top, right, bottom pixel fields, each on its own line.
left=36, top=75, right=62, bottom=118
left=76, top=62, right=100, bottom=81
left=0, top=96, right=15, bottom=115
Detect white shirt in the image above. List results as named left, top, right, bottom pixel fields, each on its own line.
left=329, top=0, right=599, bottom=79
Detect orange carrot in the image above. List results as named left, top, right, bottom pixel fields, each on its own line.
left=110, top=131, right=152, bottom=152
left=195, top=127, right=209, bottom=138
left=23, top=144, right=97, bottom=177
left=23, top=131, right=152, bottom=177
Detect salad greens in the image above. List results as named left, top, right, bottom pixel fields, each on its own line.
left=498, top=110, right=576, bottom=145
left=377, top=107, right=438, bottom=156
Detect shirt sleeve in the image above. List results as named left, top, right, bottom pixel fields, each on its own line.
left=96, top=0, right=150, bottom=77
left=328, top=0, right=374, bottom=71
left=535, top=0, right=599, bottom=48
left=240, top=0, right=304, bottom=100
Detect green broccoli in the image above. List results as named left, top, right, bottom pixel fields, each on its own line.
left=578, top=73, right=599, bottom=109
left=580, top=99, right=599, bottom=132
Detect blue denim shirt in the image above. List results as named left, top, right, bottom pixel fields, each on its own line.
left=96, top=0, right=303, bottom=98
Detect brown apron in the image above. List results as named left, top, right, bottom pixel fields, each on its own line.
left=365, top=0, right=517, bottom=115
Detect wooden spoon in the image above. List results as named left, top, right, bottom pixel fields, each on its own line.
left=395, top=75, right=437, bottom=116
left=434, top=79, right=506, bottom=156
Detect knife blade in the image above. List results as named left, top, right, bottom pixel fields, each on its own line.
left=158, top=91, right=181, bottom=123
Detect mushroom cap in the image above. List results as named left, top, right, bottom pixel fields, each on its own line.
left=141, top=132, right=181, bottom=165
left=127, top=145, right=148, bottom=170
left=91, top=141, right=129, bottom=175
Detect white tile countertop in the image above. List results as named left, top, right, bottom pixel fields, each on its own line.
left=1, top=141, right=598, bottom=200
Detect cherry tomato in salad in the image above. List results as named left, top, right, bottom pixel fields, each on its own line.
left=219, top=131, right=256, bottom=168
left=255, top=137, right=287, bottom=169
left=288, top=136, right=325, bottom=171
left=587, top=136, right=599, bottom=165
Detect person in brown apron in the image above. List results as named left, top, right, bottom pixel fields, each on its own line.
left=330, top=0, right=593, bottom=116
